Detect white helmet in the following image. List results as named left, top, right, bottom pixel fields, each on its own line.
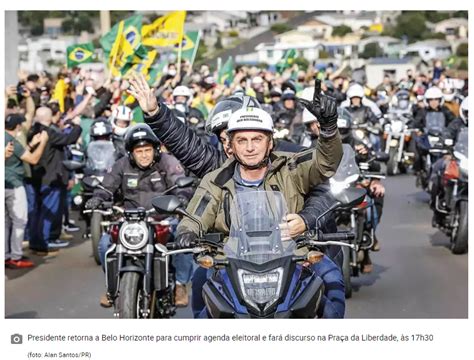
left=424, top=86, right=445, bottom=106
left=460, top=96, right=468, bottom=125
left=227, top=107, right=274, bottom=134
left=112, top=105, right=133, bottom=121
left=442, top=86, right=455, bottom=102
left=347, top=83, right=365, bottom=99
left=172, top=86, right=192, bottom=99
left=111, top=105, right=133, bottom=137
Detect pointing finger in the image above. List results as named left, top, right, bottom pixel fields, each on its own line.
left=313, top=79, right=321, bottom=105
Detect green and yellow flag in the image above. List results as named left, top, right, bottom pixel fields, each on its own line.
left=218, top=57, right=234, bottom=85
left=173, top=31, right=201, bottom=67
left=276, top=49, right=297, bottom=73
left=142, top=11, right=186, bottom=47
left=100, top=15, right=148, bottom=77
left=66, top=43, right=94, bottom=68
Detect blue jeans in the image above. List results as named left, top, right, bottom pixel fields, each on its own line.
left=191, top=255, right=345, bottom=319
left=27, top=184, right=65, bottom=251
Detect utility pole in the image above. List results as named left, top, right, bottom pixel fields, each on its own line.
left=100, top=10, right=111, bottom=35
left=5, top=10, right=19, bottom=85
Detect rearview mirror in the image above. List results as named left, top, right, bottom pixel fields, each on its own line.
left=375, top=151, right=390, bottom=163
left=333, top=188, right=367, bottom=208
left=82, top=176, right=101, bottom=188
left=176, top=176, right=195, bottom=188
left=152, top=195, right=184, bottom=214
left=62, top=160, right=85, bottom=171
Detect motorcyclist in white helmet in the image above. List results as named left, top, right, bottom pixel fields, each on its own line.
left=110, top=105, right=133, bottom=157
left=171, top=85, right=205, bottom=127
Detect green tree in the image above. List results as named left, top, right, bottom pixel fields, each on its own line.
left=194, top=41, right=208, bottom=65
left=332, top=25, right=353, bottom=37
left=318, top=49, right=330, bottom=59
left=458, top=59, right=468, bottom=71
left=457, top=43, right=468, bottom=57
left=293, top=57, right=309, bottom=71
left=453, top=11, right=468, bottom=19
left=393, top=12, right=428, bottom=43
left=360, top=42, right=384, bottom=59
left=270, top=23, right=294, bottom=34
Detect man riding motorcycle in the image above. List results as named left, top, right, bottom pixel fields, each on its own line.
left=174, top=85, right=345, bottom=318
left=412, top=86, right=457, bottom=175
left=430, top=96, right=468, bottom=227
left=85, top=124, right=193, bottom=307
left=342, top=83, right=382, bottom=151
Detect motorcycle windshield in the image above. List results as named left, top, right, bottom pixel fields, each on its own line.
left=86, top=141, right=116, bottom=172
left=224, top=191, right=295, bottom=265
left=329, top=144, right=360, bottom=193
left=454, top=128, right=468, bottom=158
left=425, top=112, right=446, bottom=133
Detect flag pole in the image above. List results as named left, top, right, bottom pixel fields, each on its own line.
left=177, top=18, right=185, bottom=79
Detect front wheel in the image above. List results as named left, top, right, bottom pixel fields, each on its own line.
left=117, top=272, right=141, bottom=318
left=342, top=246, right=352, bottom=299
left=387, top=147, right=399, bottom=176
left=90, top=212, right=102, bottom=265
left=451, top=201, right=468, bottom=254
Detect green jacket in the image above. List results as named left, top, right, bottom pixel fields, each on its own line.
left=177, top=132, right=342, bottom=236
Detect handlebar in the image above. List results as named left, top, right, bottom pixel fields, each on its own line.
left=318, top=232, right=355, bottom=242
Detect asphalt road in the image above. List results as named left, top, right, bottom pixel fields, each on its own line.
left=5, top=173, right=468, bottom=319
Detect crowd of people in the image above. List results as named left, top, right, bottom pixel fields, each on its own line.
left=5, top=55, right=468, bottom=316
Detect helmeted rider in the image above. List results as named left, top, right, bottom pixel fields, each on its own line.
left=171, top=85, right=204, bottom=126
left=110, top=105, right=133, bottom=158
left=85, top=123, right=193, bottom=307
left=430, top=96, right=468, bottom=227
left=175, top=83, right=346, bottom=317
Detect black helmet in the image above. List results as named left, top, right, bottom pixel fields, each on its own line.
left=205, top=94, right=261, bottom=135
left=124, top=124, right=160, bottom=152
left=90, top=118, right=112, bottom=140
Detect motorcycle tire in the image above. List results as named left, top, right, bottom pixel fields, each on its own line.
left=387, top=147, right=399, bottom=176
left=451, top=201, right=468, bottom=255
left=90, top=212, right=102, bottom=265
left=118, top=272, right=141, bottom=318
left=342, top=246, right=352, bottom=299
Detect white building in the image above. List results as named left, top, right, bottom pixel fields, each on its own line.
left=434, top=18, right=468, bottom=39
left=366, top=57, right=418, bottom=88
left=18, top=37, right=76, bottom=73
left=357, top=36, right=403, bottom=57
left=400, top=40, right=452, bottom=62
left=316, top=11, right=378, bottom=31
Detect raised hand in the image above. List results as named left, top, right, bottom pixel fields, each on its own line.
left=297, top=79, right=338, bottom=137
left=127, top=72, right=159, bottom=115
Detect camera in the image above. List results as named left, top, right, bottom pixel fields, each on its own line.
left=11, top=333, right=23, bottom=344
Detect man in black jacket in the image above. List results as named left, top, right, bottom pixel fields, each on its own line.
left=86, top=124, right=194, bottom=307
left=27, top=107, right=82, bottom=253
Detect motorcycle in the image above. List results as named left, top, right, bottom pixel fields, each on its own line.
left=152, top=189, right=366, bottom=318
left=331, top=144, right=388, bottom=298
left=432, top=128, right=468, bottom=254
left=383, top=109, right=416, bottom=175
left=416, top=112, right=447, bottom=191
left=63, top=140, right=116, bottom=264
left=87, top=176, right=195, bottom=318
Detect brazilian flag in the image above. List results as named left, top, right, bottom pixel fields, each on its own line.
left=276, top=49, right=297, bottom=73
left=66, top=43, right=95, bottom=68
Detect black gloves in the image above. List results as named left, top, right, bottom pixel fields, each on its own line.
left=297, top=79, right=339, bottom=138
left=175, top=231, right=197, bottom=249
left=85, top=197, right=103, bottom=210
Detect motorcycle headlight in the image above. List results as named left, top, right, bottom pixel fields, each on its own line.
left=391, top=121, right=403, bottom=133
left=355, top=129, right=365, bottom=140
left=238, top=268, right=284, bottom=312
left=119, top=222, right=148, bottom=250
left=73, top=195, right=83, bottom=206
left=428, top=135, right=440, bottom=146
